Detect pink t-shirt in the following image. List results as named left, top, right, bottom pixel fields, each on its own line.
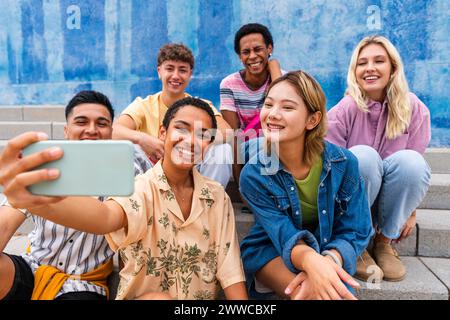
left=326, top=93, right=431, bottom=159
left=219, top=71, right=269, bottom=133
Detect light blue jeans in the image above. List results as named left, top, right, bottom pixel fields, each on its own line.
left=350, top=145, right=431, bottom=240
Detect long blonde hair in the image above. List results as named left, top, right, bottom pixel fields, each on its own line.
left=346, top=35, right=411, bottom=139
left=267, top=71, right=327, bottom=166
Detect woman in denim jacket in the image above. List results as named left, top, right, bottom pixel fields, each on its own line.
left=239, top=71, right=373, bottom=300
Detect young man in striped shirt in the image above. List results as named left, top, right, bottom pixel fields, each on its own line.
left=0, top=91, right=151, bottom=300
left=220, top=23, right=283, bottom=212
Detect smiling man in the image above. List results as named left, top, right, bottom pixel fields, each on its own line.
left=220, top=23, right=283, bottom=212
left=113, top=44, right=232, bottom=188
left=0, top=91, right=151, bottom=300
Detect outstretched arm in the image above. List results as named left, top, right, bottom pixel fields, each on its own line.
left=0, top=132, right=127, bottom=235
left=29, top=198, right=126, bottom=235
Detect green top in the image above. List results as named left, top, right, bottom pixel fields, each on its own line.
left=294, top=160, right=323, bottom=230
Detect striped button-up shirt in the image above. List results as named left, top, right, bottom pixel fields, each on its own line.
left=3, top=144, right=152, bottom=297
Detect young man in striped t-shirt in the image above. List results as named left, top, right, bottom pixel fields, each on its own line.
left=0, top=91, right=151, bottom=300
left=220, top=23, right=282, bottom=212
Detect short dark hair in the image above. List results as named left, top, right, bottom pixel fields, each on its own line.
left=65, top=90, right=114, bottom=120
left=157, top=43, right=195, bottom=70
left=234, top=23, right=274, bottom=54
left=162, top=97, right=217, bottom=142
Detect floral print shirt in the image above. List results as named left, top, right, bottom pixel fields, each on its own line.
left=106, top=161, right=245, bottom=300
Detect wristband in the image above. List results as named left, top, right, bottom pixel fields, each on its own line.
left=321, top=250, right=342, bottom=268
left=2, top=199, right=30, bottom=218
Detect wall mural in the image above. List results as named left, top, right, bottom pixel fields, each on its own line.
left=0, top=0, right=448, bottom=146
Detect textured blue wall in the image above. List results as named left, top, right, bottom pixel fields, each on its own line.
left=0, top=0, right=448, bottom=146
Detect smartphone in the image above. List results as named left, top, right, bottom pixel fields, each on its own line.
left=22, top=140, right=135, bottom=196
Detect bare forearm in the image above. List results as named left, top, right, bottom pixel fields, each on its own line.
left=268, top=59, right=282, bottom=81
left=291, top=243, right=344, bottom=271
left=29, top=197, right=124, bottom=235
left=291, top=242, right=319, bottom=271
left=223, top=281, right=248, bottom=300
left=112, top=123, right=142, bottom=144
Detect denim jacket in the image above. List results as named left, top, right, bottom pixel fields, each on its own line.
left=239, top=141, right=373, bottom=285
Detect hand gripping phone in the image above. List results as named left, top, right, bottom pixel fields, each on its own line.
left=22, top=140, right=135, bottom=196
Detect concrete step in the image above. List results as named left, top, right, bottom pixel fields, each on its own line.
left=0, top=107, right=22, bottom=121
left=420, top=257, right=450, bottom=297
left=234, top=204, right=450, bottom=259
left=0, top=105, right=65, bottom=122
left=4, top=211, right=450, bottom=300
left=356, top=257, right=449, bottom=300
left=416, top=209, right=450, bottom=258
left=419, top=174, right=450, bottom=210
left=425, top=148, right=450, bottom=174
left=0, top=121, right=52, bottom=140
left=0, top=121, right=65, bottom=140
left=390, top=209, right=450, bottom=258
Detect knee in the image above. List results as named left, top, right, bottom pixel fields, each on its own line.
left=349, top=145, right=382, bottom=176
left=385, top=150, right=431, bottom=185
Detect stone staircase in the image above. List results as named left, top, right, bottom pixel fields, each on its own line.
left=1, top=105, right=450, bottom=300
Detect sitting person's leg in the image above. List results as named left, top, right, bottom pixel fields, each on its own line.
left=349, top=145, right=384, bottom=282
left=197, top=143, right=233, bottom=188
left=372, top=149, right=431, bottom=281
left=376, top=149, right=431, bottom=240
left=349, top=145, right=383, bottom=206
left=0, top=253, right=34, bottom=300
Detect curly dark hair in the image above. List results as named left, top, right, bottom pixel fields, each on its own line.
left=234, top=23, right=274, bottom=54
left=157, top=43, right=195, bottom=70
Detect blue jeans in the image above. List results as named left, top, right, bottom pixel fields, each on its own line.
left=350, top=145, right=431, bottom=240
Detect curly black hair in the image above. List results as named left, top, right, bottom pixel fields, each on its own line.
left=234, top=23, right=274, bottom=54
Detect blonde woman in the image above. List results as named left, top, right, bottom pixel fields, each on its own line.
left=327, top=35, right=431, bottom=282
left=240, top=71, right=372, bottom=300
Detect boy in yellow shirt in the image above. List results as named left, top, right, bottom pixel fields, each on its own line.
left=113, top=44, right=232, bottom=188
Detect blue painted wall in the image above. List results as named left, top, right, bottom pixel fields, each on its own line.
left=0, top=0, right=448, bottom=146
